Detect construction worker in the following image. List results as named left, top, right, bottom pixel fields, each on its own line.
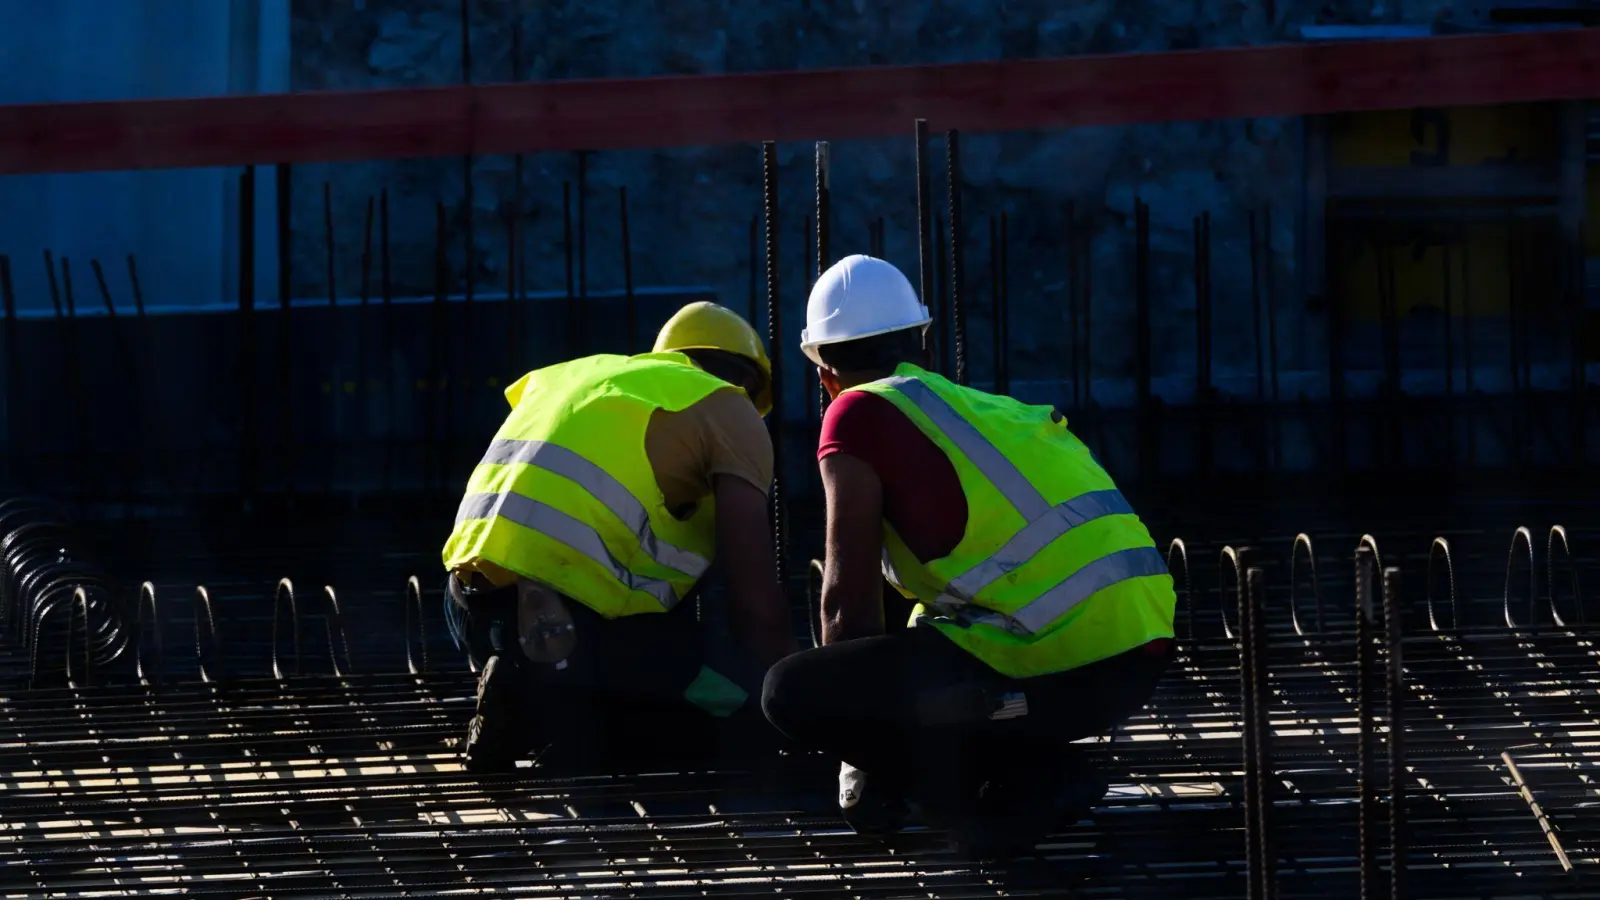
left=761, top=256, right=1176, bottom=857
left=444, top=302, right=796, bottom=774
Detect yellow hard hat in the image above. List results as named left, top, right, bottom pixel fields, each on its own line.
left=654, top=301, right=774, bottom=416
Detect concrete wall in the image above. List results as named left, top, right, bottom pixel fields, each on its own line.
left=0, top=0, right=290, bottom=315
left=283, top=0, right=1498, bottom=425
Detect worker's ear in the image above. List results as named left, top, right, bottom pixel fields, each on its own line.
left=818, top=366, right=843, bottom=399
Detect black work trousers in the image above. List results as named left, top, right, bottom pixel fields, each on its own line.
left=448, top=575, right=771, bottom=770
left=761, top=624, right=1170, bottom=799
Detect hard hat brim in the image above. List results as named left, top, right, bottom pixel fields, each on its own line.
left=800, top=317, right=932, bottom=368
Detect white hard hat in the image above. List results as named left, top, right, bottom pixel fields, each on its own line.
left=800, top=255, right=931, bottom=368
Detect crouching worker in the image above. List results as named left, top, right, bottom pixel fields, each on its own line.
left=761, top=256, right=1176, bottom=857
left=443, top=302, right=796, bottom=774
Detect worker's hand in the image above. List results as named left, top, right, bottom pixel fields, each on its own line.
left=714, top=474, right=798, bottom=667
left=818, top=453, right=887, bottom=644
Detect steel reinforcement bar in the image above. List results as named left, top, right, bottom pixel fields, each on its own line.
left=1, top=523, right=1597, bottom=897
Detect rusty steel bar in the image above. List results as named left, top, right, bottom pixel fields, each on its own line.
left=1383, top=565, right=1406, bottom=900
left=275, top=163, right=295, bottom=501
left=621, top=186, right=637, bottom=355
left=947, top=129, right=967, bottom=386
left=762, top=141, right=787, bottom=590
left=915, top=119, right=937, bottom=370
left=1356, top=544, right=1379, bottom=900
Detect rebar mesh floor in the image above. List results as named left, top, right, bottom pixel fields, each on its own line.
left=4, top=513, right=1599, bottom=898
left=3, top=625, right=1596, bottom=899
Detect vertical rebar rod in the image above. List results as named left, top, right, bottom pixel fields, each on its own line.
left=1240, top=564, right=1262, bottom=900
left=1506, top=221, right=1524, bottom=467
left=816, top=143, right=831, bottom=421
left=1441, top=244, right=1455, bottom=464
left=1249, top=567, right=1276, bottom=900
left=998, top=212, right=1010, bottom=395
left=43, top=250, right=62, bottom=318
left=240, top=169, right=258, bottom=508
left=1083, top=212, right=1095, bottom=414
left=748, top=215, right=760, bottom=327
left=1067, top=203, right=1081, bottom=410
left=1264, top=208, right=1280, bottom=402
left=1574, top=222, right=1588, bottom=465
left=621, top=186, right=636, bottom=355
left=915, top=119, right=937, bottom=367
left=946, top=130, right=967, bottom=386
left=508, top=17, right=525, bottom=376
left=276, top=163, right=294, bottom=502
left=1251, top=209, right=1265, bottom=402
left=1197, top=213, right=1214, bottom=475
left=1328, top=233, right=1348, bottom=474
left=563, top=181, right=576, bottom=352
left=1460, top=245, right=1476, bottom=466
left=380, top=188, right=394, bottom=494
left=989, top=215, right=1000, bottom=391
left=323, top=181, right=338, bottom=496
left=1356, top=546, right=1379, bottom=900
left=0, top=256, right=18, bottom=484
left=60, top=257, right=85, bottom=490
left=428, top=202, right=450, bottom=495
left=803, top=213, right=817, bottom=424
left=127, top=254, right=165, bottom=493
left=815, top=142, right=830, bottom=275
left=458, top=1, right=476, bottom=486
left=762, top=141, right=787, bottom=590
left=1383, top=565, right=1406, bottom=900
left=505, top=203, right=520, bottom=375
left=577, top=150, right=589, bottom=353
left=1134, top=199, right=1153, bottom=481
left=935, top=213, right=950, bottom=377
left=358, top=196, right=374, bottom=503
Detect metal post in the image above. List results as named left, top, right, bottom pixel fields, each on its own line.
left=1355, top=545, right=1379, bottom=899
left=276, top=163, right=294, bottom=503
left=1134, top=199, right=1153, bottom=481
left=621, top=186, right=636, bottom=355
left=946, top=130, right=967, bottom=386
left=563, top=181, right=576, bottom=352
left=0, top=256, right=19, bottom=487
left=1197, top=213, right=1214, bottom=476
left=762, top=141, right=787, bottom=591
left=380, top=188, right=394, bottom=494
left=915, top=120, right=937, bottom=367
left=577, top=150, right=589, bottom=354
left=998, top=212, right=1010, bottom=395
left=816, top=143, right=831, bottom=421
left=1240, top=565, right=1261, bottom=900
left=239, top=168, right=259, bottom=509
left=1383, top=566, right=1406, bottom=900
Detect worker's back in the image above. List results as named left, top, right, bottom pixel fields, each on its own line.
left=443, top=351, right=771, bottom=618
left=849, top=362, right=1177, bottom=678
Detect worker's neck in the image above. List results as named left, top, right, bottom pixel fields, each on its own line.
left=831, top=368, right=897, bottom=392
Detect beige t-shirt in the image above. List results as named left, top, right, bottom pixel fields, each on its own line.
left=461, top=386, right=772, bottom=589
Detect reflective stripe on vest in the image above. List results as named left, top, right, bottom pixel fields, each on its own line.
left=455, top=491, right=680, bottom=609
left=473, top=438, right=710, bottom=578
left=878, top=375, right=1167, bottom=633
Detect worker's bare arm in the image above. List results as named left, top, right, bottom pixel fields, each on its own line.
left=819, top=453, right=886, bottom=645
left=714, top=473, right=797, bottom=667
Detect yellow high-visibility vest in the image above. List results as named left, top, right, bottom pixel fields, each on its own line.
left=442, top=351, right=732, bottom=618
left=846, top=363, right=1176, bottom=678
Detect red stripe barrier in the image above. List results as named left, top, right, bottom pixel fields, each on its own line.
left=1, top=30, right=1597, bottom=175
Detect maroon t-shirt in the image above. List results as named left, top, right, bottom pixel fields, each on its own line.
left=816, top=388, right=1169, bottom=658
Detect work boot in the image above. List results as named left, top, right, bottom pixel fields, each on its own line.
left=947, top=761, right=1111, bottom=860
left=463, top=655, right=524, bottom=774
left=838, top=762, right=909, bottom=839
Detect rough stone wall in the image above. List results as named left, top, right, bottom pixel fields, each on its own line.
left=287, top=0, right=1480, bottom=412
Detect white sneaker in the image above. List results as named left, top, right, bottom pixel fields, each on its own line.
left=836, top=761, right=908, bottom=837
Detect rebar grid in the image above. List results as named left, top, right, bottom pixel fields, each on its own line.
left=1, top=519, right=1597, bottom=898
